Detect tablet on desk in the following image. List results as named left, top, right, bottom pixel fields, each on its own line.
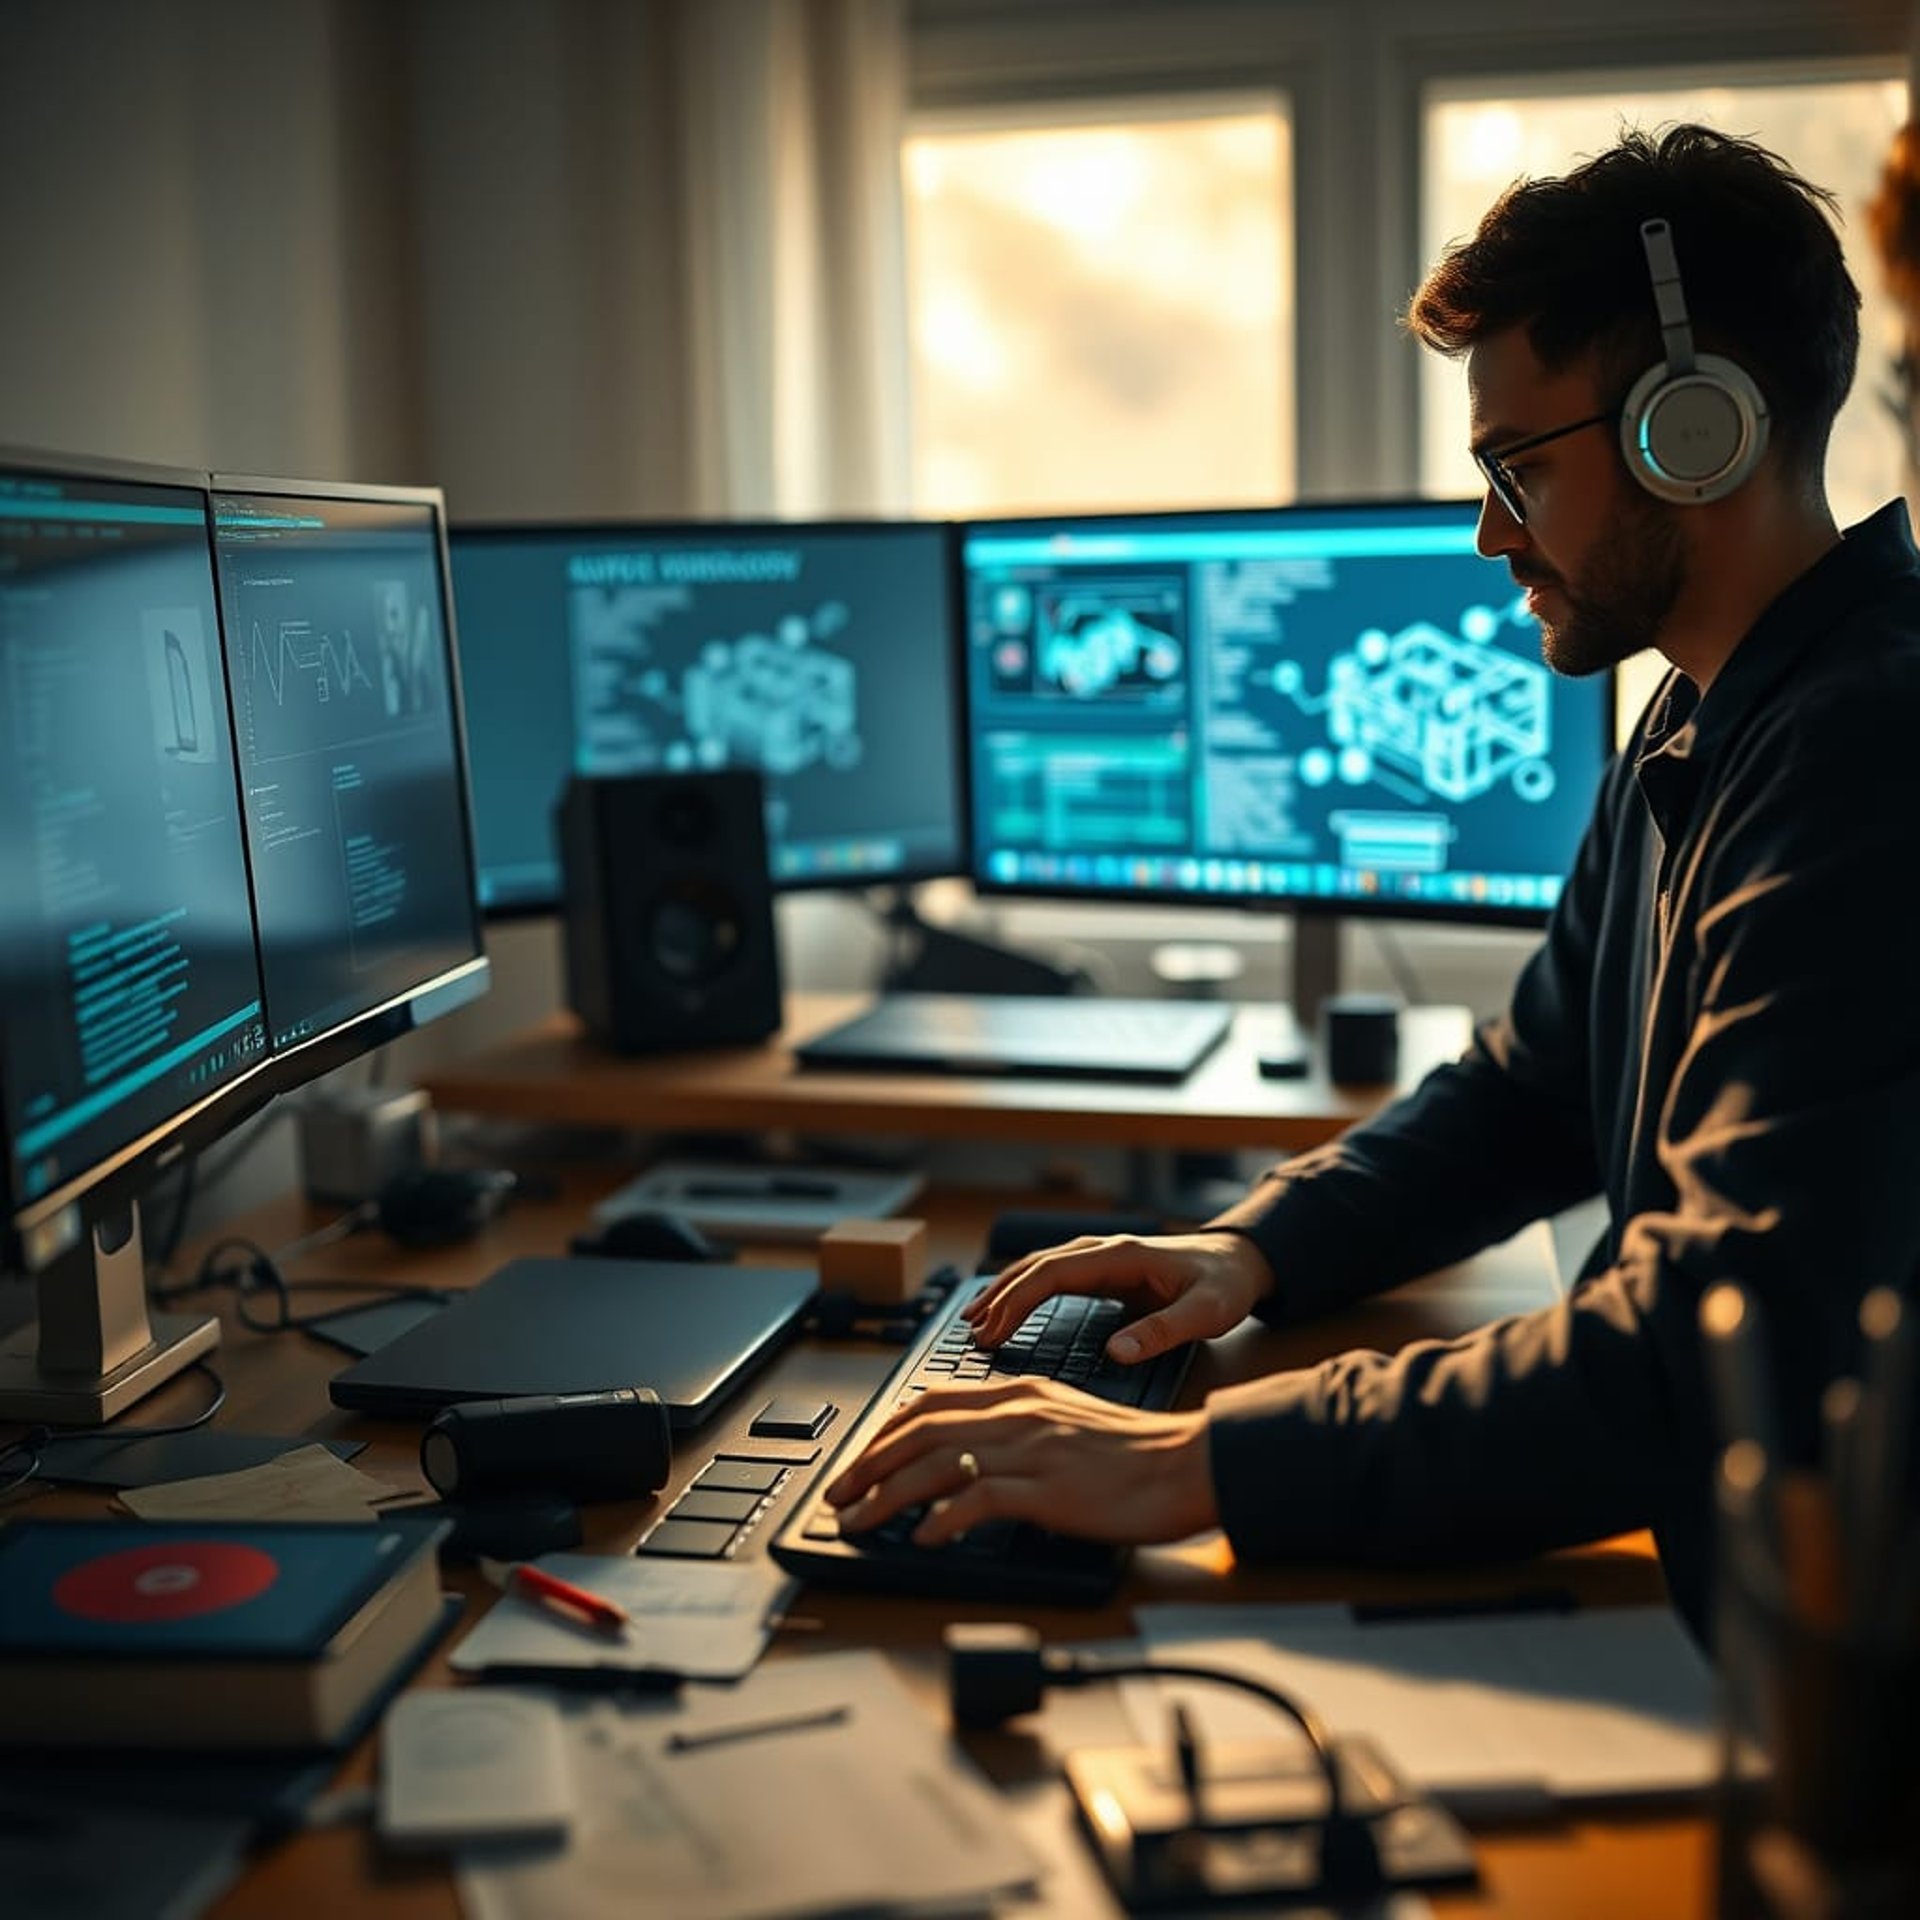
left=328, top=1258, right=818, bottom=1429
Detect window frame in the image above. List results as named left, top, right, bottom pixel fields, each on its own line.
left=906, top=0, right=1914, bottom=500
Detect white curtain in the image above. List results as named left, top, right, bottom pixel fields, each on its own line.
left=675, top=0, right=914, bottom=516
left=408, top=0, right=913, bottom=521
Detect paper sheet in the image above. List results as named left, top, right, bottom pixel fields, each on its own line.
left=115, top=1443, right=403, bottom=1522
left=1130, top=1603, right=1717, bottom=1811
left=450, top=1555, right=793, bottom=1682
left=459, top=1650, right=1038, bottom=1920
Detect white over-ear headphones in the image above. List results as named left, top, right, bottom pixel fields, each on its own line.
left=1618, top=217, right=1770, bottom=504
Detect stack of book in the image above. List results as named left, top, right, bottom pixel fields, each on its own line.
left=0, top=1516, right=449, bottom=1750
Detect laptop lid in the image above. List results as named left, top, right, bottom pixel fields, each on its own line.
left=328, top=1258, right=817, bottom=1429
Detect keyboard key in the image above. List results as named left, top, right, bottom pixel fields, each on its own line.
left=671, top=1488, right=764, bottom=1524
left=636, top=1517, right=739, bottom=1559
left=696, top=1459, right=787, bottom=1494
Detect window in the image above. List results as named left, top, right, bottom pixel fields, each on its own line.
left=902, top=98, right=1292, bottom=516
left=1418, top=72, right=1909, bottom=738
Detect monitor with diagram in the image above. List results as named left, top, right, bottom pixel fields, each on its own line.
left=960, top=500, right=1613, bottom=927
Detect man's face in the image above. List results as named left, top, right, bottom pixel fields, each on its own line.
left=1467, top=326, right=1685, bottom=678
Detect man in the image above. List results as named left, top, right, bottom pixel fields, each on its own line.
left=826, top=126, right=1920, bottom=1641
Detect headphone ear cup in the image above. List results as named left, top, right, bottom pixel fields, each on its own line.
left=1619, top=352, right=1770, bottom=504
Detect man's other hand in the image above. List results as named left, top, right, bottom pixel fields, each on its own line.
left=963, top=1229, right=1277, bottom=1362
left=823, top=1379, right=1218, bottom=1547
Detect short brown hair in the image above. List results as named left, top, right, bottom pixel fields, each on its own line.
left=1407, top=124, right=1859, bottom=479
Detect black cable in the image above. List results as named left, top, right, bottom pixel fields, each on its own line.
left=0, top=1360, right=228, bottom=1500
left=946, top=1625, right=1385, bottom=1893
left=157, top=1229, right=443, bottom=1338
left=1049, top=1652, right=1352, bottom=1823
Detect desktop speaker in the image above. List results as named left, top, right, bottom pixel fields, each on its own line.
left=558, top=770, right=783, bottom=1054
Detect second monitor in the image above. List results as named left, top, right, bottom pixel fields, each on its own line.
left=962, top=499, right=1613, bottom=926
left=448, top=521, right=966, bottom=911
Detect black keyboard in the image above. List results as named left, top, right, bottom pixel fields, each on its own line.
left=771, top=1281, right=1192, bottom=1603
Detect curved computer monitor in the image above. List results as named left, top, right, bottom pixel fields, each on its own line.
left=0, top=453, right=487, bottom=1423
left=446, top=520, right=967, bottom=912
left=960, top=499, right=1614, bottom=932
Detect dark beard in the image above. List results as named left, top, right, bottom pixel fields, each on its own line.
left=1538, top=491, right=1685, bottom=678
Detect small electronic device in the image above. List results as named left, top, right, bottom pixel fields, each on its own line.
left=375, top=1166, right=518, bottom=1248
left=945, top=1623, right=1477, bottom=1907
left=298, top=1086, right=435, bottom=1205
left=378, top=1689, right=572, bottom=1852
left=406, top=1495, right=583, bottom=1564
left=572, top=1209, right=729, bottom=1264
left=419, top=1388, right=672, bottom=1501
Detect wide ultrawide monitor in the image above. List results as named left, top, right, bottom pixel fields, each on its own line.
left=447, top=521, right=966, bottom=910
left=961, top=500, right=1612, bottom=924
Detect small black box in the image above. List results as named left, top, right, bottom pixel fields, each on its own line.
left=1323, top=993, right=1402, bottom=1086
left=558, top=769, right=782, bottom=1054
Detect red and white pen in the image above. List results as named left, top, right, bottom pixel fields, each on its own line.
left=501, top=1562, right=630, bottom=1634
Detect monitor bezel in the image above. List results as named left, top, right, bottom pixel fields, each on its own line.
left=956, top=496, right=1616, bottom=932
left=446, top=516, right=973, bottom=915
left=0, top=445, right=279, bottom=1268
left=208, top=470, right=492, bottom=1080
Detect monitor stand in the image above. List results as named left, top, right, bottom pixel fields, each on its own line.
left=1229, top=914, right=1344, bottom=1082
left=0, top=1203, right=218, bottom=1424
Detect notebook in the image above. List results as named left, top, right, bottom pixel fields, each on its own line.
left=329, top=1258, right=817, bottom=1429
left=794, top=992, right=1235, bottom=1084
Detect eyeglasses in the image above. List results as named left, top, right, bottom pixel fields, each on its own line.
left=1473, top=409, right=1615, bottom=525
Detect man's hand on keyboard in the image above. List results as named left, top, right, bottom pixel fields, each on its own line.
left=964, top=1230, right=1275, bottom=1362
left=823, top=1380, right=1218, bottom=1548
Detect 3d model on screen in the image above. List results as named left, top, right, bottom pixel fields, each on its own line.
left=683, top=620, right=860, bottom=778
left=572, top=588, right=862, bottom=779
left=1275, top=594, right=1554, bottom=807
left=1036, top=597, right=1184, bottom=697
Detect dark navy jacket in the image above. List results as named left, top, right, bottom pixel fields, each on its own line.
left=1207, top=502, right=1920, bottom=1639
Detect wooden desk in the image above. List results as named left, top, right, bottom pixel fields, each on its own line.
left=420, top=991, right=1477, bottom=1154
left=11, top=1172, right=1705, bottom=1919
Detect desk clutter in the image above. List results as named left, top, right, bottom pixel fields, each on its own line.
left=454, top=1651, right=1038, bottom=1920
left=0, top=1195, right=1739, bottom=1919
